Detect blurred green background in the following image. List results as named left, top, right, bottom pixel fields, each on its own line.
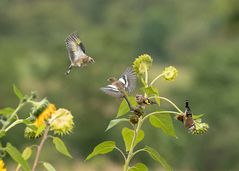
left=0, top=0, right=238, bottom=170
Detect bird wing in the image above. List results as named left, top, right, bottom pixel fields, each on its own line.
left=65, top=32, right=85, bottom=63
left=119, top=67, right=137, bottom=93
left=100, top=85, right=123, bottom=98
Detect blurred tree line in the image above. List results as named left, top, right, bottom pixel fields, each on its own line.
left=0, top=0, right=238, bottom=170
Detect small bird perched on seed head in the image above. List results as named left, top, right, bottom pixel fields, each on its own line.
left=65, top=32, right=95, bottom=75
left=100, top=67, right=136, bottom=98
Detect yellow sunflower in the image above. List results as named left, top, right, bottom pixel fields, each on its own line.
left=0, top=160, right=7, bottom=171
left=32, top=99, right=56, bottom=127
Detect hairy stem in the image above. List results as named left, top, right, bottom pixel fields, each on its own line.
left=115, top=146, right=126, bottom=161
left=1, top=102, right=25, bottom=131
left=149, top=96, right=183, bottom=113
left=32, top=124, right=50, bottom=171
left=143, top=111, right=181, bottom=122
left=144, top=66, right=149, bottom=97
left=123, top=117, right=143, bottom=171
left=150, top=73, right=164, bottom=86
left=5, top=119, right=23, bottom=132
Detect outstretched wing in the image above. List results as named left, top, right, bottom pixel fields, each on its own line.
left=65, top=32, right=85, bottom=63
left=118, top=67, right=137, bottom=93
left=100, top=85, right=123, bottom=98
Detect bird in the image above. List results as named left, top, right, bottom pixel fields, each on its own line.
left=100, top=67, right=136, bottom=98
left=65, top=32, right=95, bottom=75
left=135, top=94, right=156, bottom=106
left=176, top=100, right=195, bottom=132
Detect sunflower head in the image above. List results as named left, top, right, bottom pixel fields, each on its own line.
left=24, top=126, right=42, bottom=139
left=49, top=108, right=74, bottom=136
left=133, top=54, right=153, bottom=76
left=0, top=159, right=7, bottom=171
left=191, top=119, right=209, bottom=135
left=31, top=99, right=56, bottom=127
left=162, top=66, right=178, bottom=81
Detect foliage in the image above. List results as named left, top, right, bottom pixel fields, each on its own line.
left=0, top=86, right=74, bottom=171
left=0, top=0, right=236, bottom=170
left=86, top=54, right=209, bottom=170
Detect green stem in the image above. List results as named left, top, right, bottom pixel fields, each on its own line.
left=5, top=119, right=23, bottom=132
left=1, top=102, right=26, bottom=131
left=131, top=148, right=145, bottom=158
left=149, top=96, right=183, bottom=113
left=143, top=111, right=181, bottom=122
left=144, top=66, right=149, bottom=97
left=123, top=117, right=143, bottom=171
left=32, top=124, right=50, bottom=171
left=150, top=73, right=164, bottom=86
left=115, top=146, right=126, bottom=161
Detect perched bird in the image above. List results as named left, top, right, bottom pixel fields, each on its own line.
left=176, top=100, right=195, bottom=132
left=65, top=32, right=95, bottom=75
left=100, top=67, right=136, bottom=98
left=135, top=94, right=156, bottom=106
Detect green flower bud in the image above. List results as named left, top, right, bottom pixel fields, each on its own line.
left=133, top=54, right=153, bottom=76
left=162, top=66, right=178, bottom=81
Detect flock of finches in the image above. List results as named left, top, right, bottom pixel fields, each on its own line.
left=65, top=32, right=194, bottom=130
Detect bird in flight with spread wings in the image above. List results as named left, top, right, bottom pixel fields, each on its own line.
left=65, top=32, right=95, bottom=75
left=100, top=67, right=137, bottom=98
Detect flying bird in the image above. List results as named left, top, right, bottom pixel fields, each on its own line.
left=100, top=67, right=136, bottom=98
left=65, top=32, right=95, bottom=75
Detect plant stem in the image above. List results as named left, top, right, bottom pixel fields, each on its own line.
left=149, top=96, right=183, bottom=113
left=123, top=117, right=143, bottom=171
left=1, top=102, right=25, bottom=131
left=32, top=124, right=50, bottom=171
left=5, top=119, right=23, bottom=132
left=115, top=146, right=126, bottom=161
left=150, top=73, right=164, bottom=86
left=123, top=96, right=134, bottom=112
left=144, top=66, right=149, bottom=97
left=143, top=111, right=181, bottom=122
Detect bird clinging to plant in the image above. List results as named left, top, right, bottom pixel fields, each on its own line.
left=135, top=94, right=156, bottom=106
left=100, top=67, right=136, bottom=98
left=177, top=100, right=195, bottom=132
left=65, top=32, right=95, bottom=75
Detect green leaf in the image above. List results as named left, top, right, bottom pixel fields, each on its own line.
left=144, top=146, right=172, bottom=171
left=86, top=141, right=115, bottom=161
left=22, top=147, right=32, bottom=160
left=121, top=127, right=144, bottom=152
left=0, top=130, right=6, bottom=138
left=16, top=147, right=32, bottom=170
left=149, top=114, right=177, bottom=138
left=52, top=137, right=72, bottom=158
left=35, top=124, right=46, bottom=138
left=193, top=114, right=205, bottom=119
left=141, top=86, right=159, bottom=96
left=0, top=107, right=15, bottom=115
left=6, top=143, right=31, bottom=171
left=117, top=96, right=137, bottom=117
left=13, top=84, right=24, bottom=100
left=105, top=118, right=129, bottom=131
left=43, top=162, right=56, bottom=171
left=154, top=97, right=161, bottom=106
left=129, top=163, right=148, bottom=171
